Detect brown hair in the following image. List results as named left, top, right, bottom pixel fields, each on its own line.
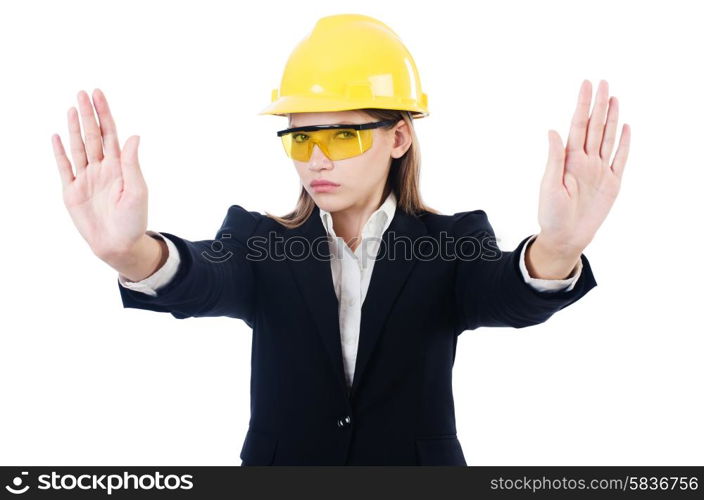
left=264, top=108, right=440, bottom=229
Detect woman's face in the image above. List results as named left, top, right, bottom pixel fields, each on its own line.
left=287, top=110, right=408, bottom=213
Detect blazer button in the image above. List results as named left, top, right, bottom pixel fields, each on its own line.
left=337, top=415, right=352, bottom=428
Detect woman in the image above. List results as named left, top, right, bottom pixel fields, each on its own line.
left=52, top=14, right=630, bottom=465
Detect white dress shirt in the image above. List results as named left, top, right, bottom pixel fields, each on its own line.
left=119, top=193, right=583, bottom=387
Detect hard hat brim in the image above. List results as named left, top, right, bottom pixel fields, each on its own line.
left=258, top=95, right=429, bottom=119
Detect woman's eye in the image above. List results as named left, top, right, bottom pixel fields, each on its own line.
left=335, top=130, right=355, bottom=139
left=292, top=133, right=309, bottom=143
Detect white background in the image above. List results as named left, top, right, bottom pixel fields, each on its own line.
left=1, top=0, right=702, bottom=466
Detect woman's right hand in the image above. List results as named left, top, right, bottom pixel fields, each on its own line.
left=52, top=89, right=148, bottom=261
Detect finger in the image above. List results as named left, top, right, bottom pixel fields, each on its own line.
left=92, top=88, right=120, bottom=158
left=611, top=124, right=631, bottom=179
left=600, top=96, right=619, bottom=164
left=544, top=129, right=566, bottom=189
left=52, top=133, right=75, bottom=189
left=67, top=106, right=87, bottom=175
left=77, top=90, right=104, bottom=164
left=585, top=80, right=609, bottom=155
left=566, top=80, right=592, bottom=154
left=121, top=135, right=144, bottom=192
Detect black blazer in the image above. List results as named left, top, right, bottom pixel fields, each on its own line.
left=118, top=203, right=597, bottom=465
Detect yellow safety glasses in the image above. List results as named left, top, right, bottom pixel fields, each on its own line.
left=276, top=120, right=397, bottom=161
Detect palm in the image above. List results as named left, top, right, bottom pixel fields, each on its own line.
left=538, top=80, right=631, bottom=253
left=53, top=89, right=147, bottom=259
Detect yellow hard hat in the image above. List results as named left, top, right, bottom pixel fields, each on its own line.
left=258, top=13, right=429, bottom=119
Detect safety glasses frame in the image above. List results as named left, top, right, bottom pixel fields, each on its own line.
left=276, top=119, right=397, bottom=136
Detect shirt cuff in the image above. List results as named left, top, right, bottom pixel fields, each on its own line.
left=117, top=230, right=181, bottom=296
left=519, top=234, right=583, bottom=293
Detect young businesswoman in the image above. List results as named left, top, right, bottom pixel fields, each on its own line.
left=52, top=14, right=630, bottom=465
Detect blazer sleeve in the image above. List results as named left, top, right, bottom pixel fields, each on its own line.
left=117, top=205, right=263, bottom=325
left=452, top=210, right=598, bottom=333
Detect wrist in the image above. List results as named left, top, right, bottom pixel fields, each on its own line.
left=102, top=233, right=165, bottom=282
left=526, top=234, right=583, bottom=280
left=533, top=232, right=584, bottom=261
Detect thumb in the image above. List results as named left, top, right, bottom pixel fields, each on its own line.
left=121, top=135, right=144, bottom=190
left=543, top=129, right=565, bottom=187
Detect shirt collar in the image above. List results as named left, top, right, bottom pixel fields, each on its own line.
left=318, top=190, right=397, bottom=241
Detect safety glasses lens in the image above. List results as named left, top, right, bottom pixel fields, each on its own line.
left=280, top=128, right=373, bottom=161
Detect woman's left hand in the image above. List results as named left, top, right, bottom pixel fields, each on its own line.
left=536, top=79, right=631, bottom=258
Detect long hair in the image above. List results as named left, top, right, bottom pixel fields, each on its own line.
left=264, top=108, right=440, bottom=229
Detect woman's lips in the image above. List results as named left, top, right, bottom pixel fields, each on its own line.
left=310, top=180, right=340, bottom=193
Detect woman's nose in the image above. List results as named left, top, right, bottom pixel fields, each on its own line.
left=308, top=144, right=332, bottom=168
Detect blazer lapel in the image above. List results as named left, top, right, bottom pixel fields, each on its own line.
left=350, top=208, right=427, bottom=399
left=285, top=204, right=428, bottom=401
left=285, top=205, right=348, bottom=396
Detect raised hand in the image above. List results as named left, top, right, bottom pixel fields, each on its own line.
left=52, top=89, right=148, bottom=261
left=525, top=80, right=631, bottom=280
left=538, top=79, right=631, bottom=255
